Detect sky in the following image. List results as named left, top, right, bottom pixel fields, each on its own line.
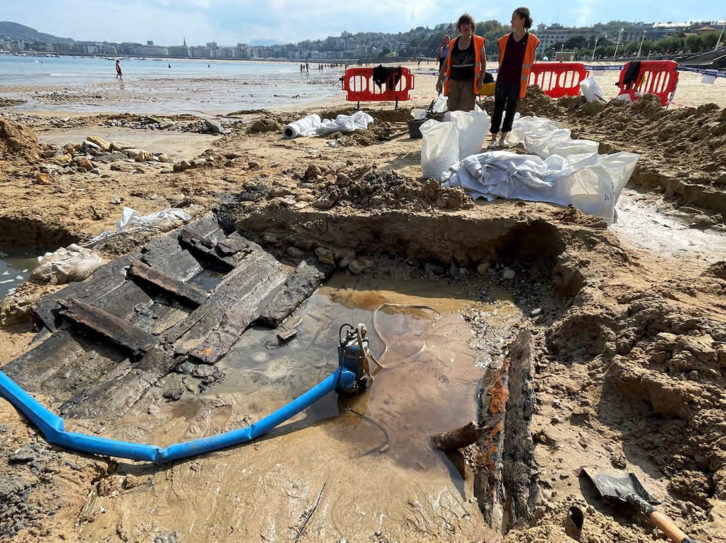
left=2, top=0, right=724, bottom=46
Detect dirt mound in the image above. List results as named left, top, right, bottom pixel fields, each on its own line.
left=703, top=261, right=726, bottom=280
left=519, top=86, right=563, bottom=118
left=0, top=119, right=40, bottom=161
left=310, top=170, right=474, bottom=212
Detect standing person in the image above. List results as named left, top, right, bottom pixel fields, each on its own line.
left=115, top=59, right=123, bottom=78
left=436, top=14, right=486, bottom=112
left=489, top=7, right=540, bottom=148
left=436, top=35, right=451, bottom=73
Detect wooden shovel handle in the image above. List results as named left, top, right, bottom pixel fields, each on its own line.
left=650, top=512, right=697, bottom=543
left=627, top=494, right=697, bottom=543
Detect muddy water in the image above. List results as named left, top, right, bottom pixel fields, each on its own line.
left=613, top=189, right=726, bottom=263
left=0, top=249, right=37, bottom=299
left=77, top=275, right=519, bottom=542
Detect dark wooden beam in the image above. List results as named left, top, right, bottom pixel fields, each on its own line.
left=59, top=298, right=156, bottom=359
left=128, top=259, right=208, bottom=307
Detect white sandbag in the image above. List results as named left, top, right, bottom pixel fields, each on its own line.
left=316, top=111, right=374, bottom=136
left=283, top=114, right=322, bottom=139
left=432, top=95, right=448, bottom=113
left=580, top=75, right=604, bottom=102
left=421, top=119, right=459, bottom=181
left=448, top=110, right=491, bottom=159
left=31, top=244, right=104, bottom=285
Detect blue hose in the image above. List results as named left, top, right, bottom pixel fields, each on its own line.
left=0, top=367, right=356, bottom=462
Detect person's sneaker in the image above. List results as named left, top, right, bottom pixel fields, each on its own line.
left=488, top=140, right=499, bottom=149
left=499, top=138, right=510, bottom=148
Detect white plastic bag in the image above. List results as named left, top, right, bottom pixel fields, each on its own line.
left=432, top=95, right=448, bottom=113
left=411, top=109, right=427, bottom=120
left=316, top=111, right=374, bottom=136
left=283, top=114, right=322, bottom=138
left=448, top=110, right=491, bottom=159
left=421, top=120, right=459, bottom=181
left=580, top=75, right=604, bottom=102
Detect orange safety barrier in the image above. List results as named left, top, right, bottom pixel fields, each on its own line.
left=528, top=62, right=589, bottom=98
left=617, top=60, right=679, bottom=107
left=340, top=67, right=415, bottom=109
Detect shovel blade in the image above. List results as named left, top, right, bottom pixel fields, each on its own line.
left=581, top=468, right=660, bottom=505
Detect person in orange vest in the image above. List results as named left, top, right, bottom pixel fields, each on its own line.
left=436, top=14, right=486, bottom=112
left=488, top=7, right=540, bottom=148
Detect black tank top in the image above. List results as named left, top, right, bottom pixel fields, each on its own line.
left=449, top=38, right=476, bottom=81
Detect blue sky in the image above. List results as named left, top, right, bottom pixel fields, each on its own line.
left=2, top=0, right=723, bottom=45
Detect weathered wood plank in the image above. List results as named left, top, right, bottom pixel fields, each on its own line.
left=140, top=235, right=203, bottom=282
left=32, top=252, right=141, bottom=331
left=257, top=259, right=332, bottom=329
left=189, top=262, right=288, bottom=364
left=60, top=347, right=177, bottom=419
left=165, top=248, right=287, bottom=357
left=59, top=298, right=156, bottom=358
left=2, top=330, right=127, bottom=401
left=179, top=231, right=236, bottom=271
left=128, top=259, right=208, bottom=307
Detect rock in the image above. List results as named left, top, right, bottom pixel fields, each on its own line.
left=75, top=157, right=94, bottom=171
left=248, top=160, right=261, bottom=170
left=286, top=246, right=305, bottom=258
left=135, top=150, right=151, bottom=162
left=124, top=148, right=142, bottom=159
left=205, top=119, right=223, bottom=134
left=9, top=447, right=39, bottom=464
left=336, top=173, right=352, bottom=187
left=54, top=153, right=73, bottom=163
left=314, top=247, right=336, bottom=266
left=502, top=268, right=516, bottom=280
left=337, top=249, right=356, bottom=268
left=477, top=262, right=491, bottom=275
left=348, top=259, right=369, bottom=275
left=305, top=164, right=322, bottom=179
left=90, top=168, right=100, bottom=175
left=110, top=196, right=121, bottom=205
left=530, top=308, right=542, bottom=317
left=312, top=188, right=340, bottom=210
left=82, top=141, right=101, bottom=153
left=425, top=263, right=447, bottom=276
left=34, top=173, right=52, bottom=185
left=192, top=365, right=221, bottom=379
left=269, top=186, right=293, bottom=198
left=110, top=141, right=134, bottom=151
left=157, top=154, right=172, bottom=163
left=154, top=532, right=180, bottom=543
left=86, top=136, right=111, bottom=151
left=180, top=160, right=191, bottom=171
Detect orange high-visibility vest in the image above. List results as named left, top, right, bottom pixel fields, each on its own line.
left=443, top=35, right=485, bottom=96
left=498, top=32, right=540, bottom=98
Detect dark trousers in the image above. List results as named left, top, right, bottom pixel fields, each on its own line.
left=491, top=82, right=521, bottom=134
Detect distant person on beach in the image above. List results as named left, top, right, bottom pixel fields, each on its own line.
left=115, top=60, right=123, bottom=78
left=436, top=13, right=486, bottom=112
left=168, top=63, right=171, bottom=69
left=436, top=35, right=451, bottom=72
left=488, top=7, right=540, bottom=148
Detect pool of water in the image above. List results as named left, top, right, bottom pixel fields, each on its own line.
left=0, top=249, right=38, bottom=299
left=216, top=274, right=522, bottom=472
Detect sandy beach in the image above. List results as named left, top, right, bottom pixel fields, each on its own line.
left=0, top=53, right=726, bottom=543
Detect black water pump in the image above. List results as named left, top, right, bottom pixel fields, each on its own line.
left=336, top=324, right=375, bottom=395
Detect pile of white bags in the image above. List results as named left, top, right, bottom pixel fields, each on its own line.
left=85, top=207, right=192, bottom=248
left=420, top=109, right=491, bottom=180
left=442, top=151, right=639, bottom=222
left=31, top=245, right=104, bottom=285
left=282, top=111, right=374, bottom=139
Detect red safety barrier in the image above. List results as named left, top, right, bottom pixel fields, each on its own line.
left=528, top=62, right=589, bottom=98
left=341, top=67, right=415, bottom=109
left=617, top=60, right=679, bottom=107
